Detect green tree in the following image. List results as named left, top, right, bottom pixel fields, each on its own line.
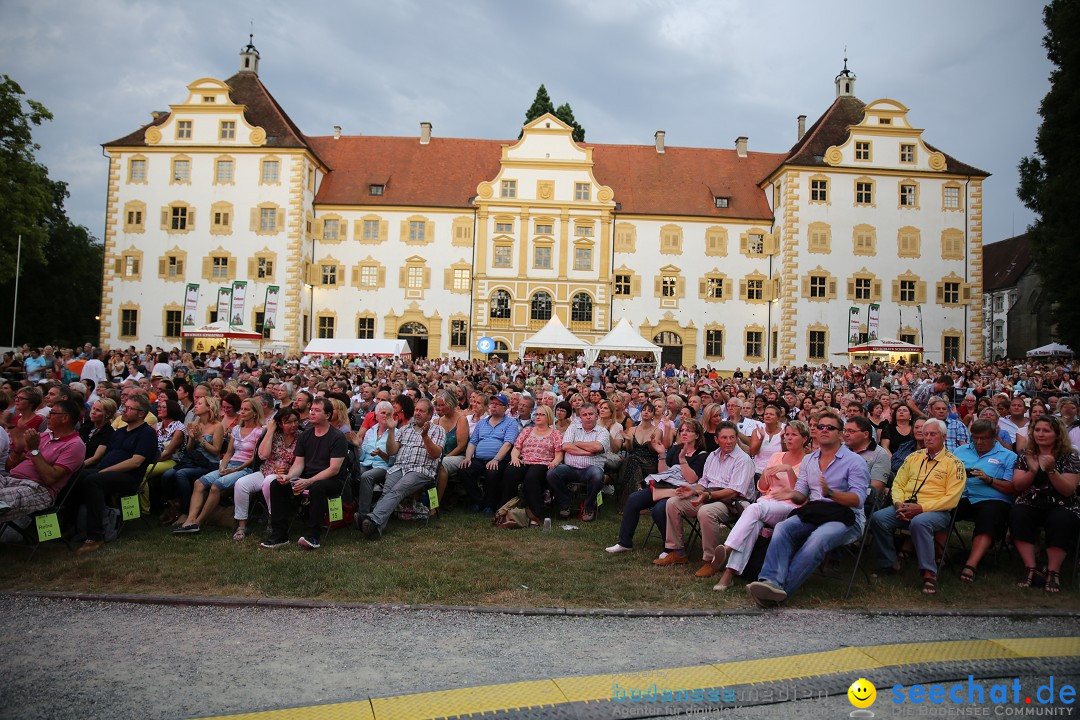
left=1018, top=0, right=1080, bottom=350
left=0, top=75, right=103, bottom=346
left=523, top=84, right=555, bottom=127
left=555, top=102, right=586, bottom=143
left=0, top=74, right=55, bottom=284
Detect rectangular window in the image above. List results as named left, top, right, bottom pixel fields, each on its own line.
left=120, top=309, right=138, bottom=337
left=705, top=330, right=723, bottom=356
left=993, top=295, right=1004, bottom=313
left=706, top=277, right=724, bottom=299
left=772, top=329, right=778, bottom=360
left=574, top=183, right=590, bottom=201
left=714, top=196, right=729, bottom=208
left=535, top=223, right=553, bottom=235
left=172, top=159, right=190, bottom=183
left=323, top=219, right=340, bottom=240
left=452, top=268, right=470, bottom=291
left=900, top=184, right=917, bottom=207
left=213, top=210, right=230, bottom=229
left=944, top=186, right=960, bottom=209
left=745, top=331, right=763, bottom=358
left=614, top=274, right=630, bottom=296
left=216, top=159, right=233, bottom=183
left=575, top=224, right=593, bottom=236
left=746, top=279, right=763, bottom=301
left=360, top=265, right=378, bottom=287
left=362, top=219, right=381, bottom=241
left=855, top=141, right=870, bottom=160
left=900, top=144, right=915, bottom=163
left=127, top=209, right=143, bottom=227
left=809, top=275, right=827, bottom=298
left=165, top=310, right=182, bottom=338
left=124, top=256, right=139, bottom=277
left=129, top=159, right=147, bottom=183
left=809, top=331, right=826, bottom=360
left=942, top=281, right=960, bottom=305
left=317, top=316, right=335, bottom=339
left=260, top=208, right=277, bottom=232
left=854, top=277, right=872, bottom=301
left=534, top=246, right=552, bottom=269
left=811, top=179, right=828, bottom=202
left=748, top=234, right=765, bottom=255
left=900, top=280, right=916, bottom=303
left=261, top=160, right=280, bottom=184
left=450, top=320, right=467, bottom=348
left=369, top=184, right=384, bottom=196
left=167, top=256, right=182, bottom=278
left=856, top=181, right=873, bottom=205
left=407, top=266, right=424, bottom=289
left=257, top=257, right=273, bottom=279
left=661, top=275, right=677, bottom=298
left=899, top=333, right=917, bottom=346
left=574, top=247, right=592, bottom=271
left=177, top=120, right=192, bottom=139
left=321, top=265, right=338, bottom=285
left=500, top=180, right=517, bottom=198
left=357, top=317, right=375, bottom=339
left=212, top=256, right=230, bottom=280
left=943, top=336, right=961, bottom=362
left=493, top=245, right=512, bottom=267
left=495, top=222, right=513, bottom=234
left=254, top=312, right=270, bottom=338
left=408, top=220, right=426, bottom=242
left=171, top=206, right=188, bottom=231
left=219, top=121, right=235, bottom=140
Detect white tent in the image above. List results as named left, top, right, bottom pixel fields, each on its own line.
left=517, top=316, right=591, bottom=358
left=302, top=338, right=412, bottom=357
left=1027, top=342, right=1074, bottom=358
left=586, top=318, right=662, bottom=366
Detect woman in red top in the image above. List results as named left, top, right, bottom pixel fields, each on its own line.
left=5, top=387, right=44, bottom=470
left=505, top=404, right=563, bottom=524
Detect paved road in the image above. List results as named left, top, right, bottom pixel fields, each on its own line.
left=0, top=595, right=1075, bottom=720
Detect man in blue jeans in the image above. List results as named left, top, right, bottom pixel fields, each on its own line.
left=746, top=410, right=868, bottom=607
left=547, top=403, right=610, bottom=521
left=460, top=393, right=519, bottom=513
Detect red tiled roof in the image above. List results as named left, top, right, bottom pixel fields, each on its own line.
left=309, top=135, right=784, bottom=219
left=782, top=96, right=989, bottom=177
left=104, top=72, right=317, bottom=160
left=983, top=233, right=1032, bottom=291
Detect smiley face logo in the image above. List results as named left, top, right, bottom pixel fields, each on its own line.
left=848, top=678, right=876, bottom=708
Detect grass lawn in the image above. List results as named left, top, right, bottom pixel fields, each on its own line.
left=0, top=509, right=1075, bottom=611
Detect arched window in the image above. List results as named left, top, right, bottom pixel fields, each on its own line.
left=571, top=292, right=593, bottom=322
left=489, top=289, right=511, bottom=319
left=531, top=291, right=553, bottom=321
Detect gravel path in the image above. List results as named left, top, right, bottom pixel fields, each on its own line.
left=0, top=595, right=1075, bottom=720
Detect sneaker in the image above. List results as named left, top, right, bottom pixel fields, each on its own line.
left=352, top=512, right=363, bottom=531
left=360, top=518, right=381, bottom=541
left=605, top=544, right=633, bottom=554
left=298, top=536, right=320, bottom=550
left=746, top=579, right=787, bottom=607
left=259, top=538, right=289, bottom=549
left=76, top=539, right=104, bottom=555
left=172, top=523, right=200, bottom=534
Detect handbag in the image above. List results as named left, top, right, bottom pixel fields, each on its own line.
left=792, top=500, right=855, bottom=527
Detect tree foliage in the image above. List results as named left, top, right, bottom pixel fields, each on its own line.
left=0, top=75, right=103, bottom=347
left=1017, top=0, right=1080, bottom=349
left=520, top=85, right=585, bottom=142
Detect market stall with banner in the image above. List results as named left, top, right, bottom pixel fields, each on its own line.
left=302, top=338, right=412, bottom=358
left=1026, top=342, right=1074, bottom=359
left=838, top=338, right=923, bottom=364
left=180, top=320, right=264, bottom=353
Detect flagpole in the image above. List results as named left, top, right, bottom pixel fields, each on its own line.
left=11, top=235, right=22, bottom=346
left=258, top=285, right=268, bottom=358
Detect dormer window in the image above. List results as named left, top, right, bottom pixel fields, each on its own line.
left=203, top=96, right=216, bottom=103
left=714, top=196, right=730, bottom=209
left=879, top=117, right=891, bottom=125
left=369, top=184, right=384, bottom=196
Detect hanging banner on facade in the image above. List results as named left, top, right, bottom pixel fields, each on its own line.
left=263, top=285, right=280, bottom=331
left=848, top=307, right=862, bottom=346
left=183, top=283, right=200, bottom=327
left=867, top=303, right=881, bottom=341
left=229, top=281, right=247, bottom=327
left=217, top=287, right=232, bottom=321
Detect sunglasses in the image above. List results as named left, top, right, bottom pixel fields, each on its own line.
left=815, top=424, right=841, bottom=432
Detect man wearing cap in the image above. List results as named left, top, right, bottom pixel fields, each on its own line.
left=460, top=393, right=520, bottom=513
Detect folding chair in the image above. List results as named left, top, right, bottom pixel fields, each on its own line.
left=0, top=466, right=84, bottom=561
left=117, top=452, right=159, bottom=532
left=842, top=487, right=884, bottom=599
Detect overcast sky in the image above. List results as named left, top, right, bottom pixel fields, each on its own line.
left=0, top=0, right=1051, bottom=245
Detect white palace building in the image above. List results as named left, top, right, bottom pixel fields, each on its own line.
left=99, top=41, right=988, bottom=368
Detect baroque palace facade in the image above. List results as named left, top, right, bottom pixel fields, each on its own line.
left=100, top=43, right=988, bottom=368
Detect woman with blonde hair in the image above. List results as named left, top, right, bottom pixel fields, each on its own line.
left=434, top=390, right=469, bottom=505
left=80, top=398, right=117, bottom=469
left=175, top=397, right=265, bottom=533
left=505, top=404, right=563, bottom=523
left=161, top=395, right=224, bottom=524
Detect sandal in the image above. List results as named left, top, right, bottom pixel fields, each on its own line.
left=581, top=511, right=595, bottom=522
left=1044, top=570, right=1061, bottom=593
left=959, top=564, right=976, bottom=583
left=232, top=527, right=248, bottom=541
left=921, top=572, right=938, bottom=595
left=1017, top=567, right=1042, bottom=588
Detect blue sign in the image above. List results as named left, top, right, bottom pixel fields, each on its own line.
left=477, top=337, right=495, bottom=354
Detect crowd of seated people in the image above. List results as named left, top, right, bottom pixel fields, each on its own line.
left=0, top=346, right=1077, bottom=605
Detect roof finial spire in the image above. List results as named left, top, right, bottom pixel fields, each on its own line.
left=239, top=27, right=260, bottom=75
left=834, top=48, right=856, bottom=98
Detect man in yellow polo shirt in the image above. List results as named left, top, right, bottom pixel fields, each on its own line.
left=870, top=418, right=964, bottom=595
left=111, top=386, right=158, bottom=429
